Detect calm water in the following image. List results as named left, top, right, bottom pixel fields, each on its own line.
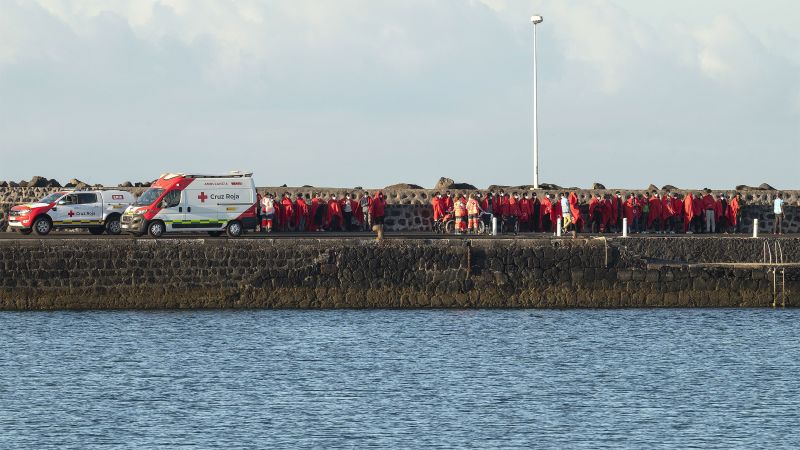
left=1, top=309, right=799, bottom=449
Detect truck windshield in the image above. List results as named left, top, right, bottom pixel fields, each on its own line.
left=39, top=192, right=65, bottom=204
left=133, top=188, right=164, bottom=206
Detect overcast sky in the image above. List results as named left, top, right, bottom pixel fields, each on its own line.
left=1, top=0, right=798, bottom=189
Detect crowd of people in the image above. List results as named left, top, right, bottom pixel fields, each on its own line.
left=258, top=191, right=386, bottom=233
left=254, top=188, right=791, bottom=237
left=431, top=189, right=790, bottom=235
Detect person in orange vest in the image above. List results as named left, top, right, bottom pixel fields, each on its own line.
left=260, top=193, right=276, bottom=233
left=466, top=193, right=481, bottom=234
left=684, top=193, right=696, bottom=233
left=295, top=193, right=309, bottom=232
left=727, top=192, right=742, bottom=233
left=453, top=194, right=467, bottom=235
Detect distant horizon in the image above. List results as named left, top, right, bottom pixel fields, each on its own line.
left=1, top=174, right=794, bottom=193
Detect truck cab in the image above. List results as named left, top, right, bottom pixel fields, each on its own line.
left=8, top=190, right=135, bottom=235
left=121, top=172, right=258, bottom=238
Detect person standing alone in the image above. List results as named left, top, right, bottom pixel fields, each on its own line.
left=774, top=192, right=785, bottom=235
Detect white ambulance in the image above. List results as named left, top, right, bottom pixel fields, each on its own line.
left=120, top=172, right=259, bottom=238
left=8, top=189, right=135, bottom=235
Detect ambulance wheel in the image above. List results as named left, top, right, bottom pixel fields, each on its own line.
left=105, top=216, right=122, bottom=235
left=19, top=229, right=32, bottom=235
left=227, top=221, right=243, bottom=237
left=208, top=231, right=223, bottom=237
left=148, top=221, right=165, bottom=238
left=33, top=217, right=52, bottom=236
left=88, top=227, right=105, bottom=235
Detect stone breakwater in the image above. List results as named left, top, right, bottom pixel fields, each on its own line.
left=0, top=237, right=797, bottom=310
left=0, top=186, right=798, bottom=233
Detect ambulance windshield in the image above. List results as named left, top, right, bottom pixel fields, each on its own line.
left=134, top=188, right=164, bottom=206
left=39, top=192, right=65, bottom=204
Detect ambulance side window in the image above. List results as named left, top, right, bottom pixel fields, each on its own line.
left=77, top=193, right=98, bottom=204
left=60, top=195, right=77, bottom=205
left=163, top=190, right=181, bottom=208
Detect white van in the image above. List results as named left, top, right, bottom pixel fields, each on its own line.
left=120, top=172, right=258, bottom=237
left=8, top=189, right=135, bottom=235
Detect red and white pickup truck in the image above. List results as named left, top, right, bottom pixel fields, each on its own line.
left=7, top=189, right=135, bottom=235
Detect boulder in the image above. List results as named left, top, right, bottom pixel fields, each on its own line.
left=9, top=181, right=19, bottom=187
left=46, top=178, right=62, bottom=187
left=451, top=182, right=477, bottom=190
left=646, top=184, right=659, bottom=192
left=118, top=181, right=133, bottom=188
left=592, top=182, right=606, bottom=190
left=65, top=178, right=86, bottom=188
left=0, top=181, right=7, bottom=188
left=487, top=185, right=509, bottom=192
left=662, top=184, right=678, bottom=191
left=28, top=176, right=49, bottom=187
left=385, top=183, right=424, bottom=190
left=434, top=177, right=455, bottom=191
left=18, top=180, right=28, bottom=187
left=759, top=183, right=776, bottom=190
left=538, top=183, right=561, bottom=190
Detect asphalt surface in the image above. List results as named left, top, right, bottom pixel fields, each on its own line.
left=0, top=230, right=790, bottom=240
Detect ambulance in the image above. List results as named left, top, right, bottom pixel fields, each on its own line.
left=7, top=189, right=135, bottom=235
left=120, top=172, right=259, bottom=238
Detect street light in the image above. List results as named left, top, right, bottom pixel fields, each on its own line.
left=531, top=15, right=543, bottom=189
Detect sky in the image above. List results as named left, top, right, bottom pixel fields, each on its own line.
left=0, top=0, right=798, bottom=189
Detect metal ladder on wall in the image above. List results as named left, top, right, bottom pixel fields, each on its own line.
left=763, top=240, right=786, bottom=308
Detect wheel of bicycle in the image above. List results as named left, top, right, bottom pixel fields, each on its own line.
left=477, top=221, right=486, bottom=235
left=444, top=220, right=455, bottom=234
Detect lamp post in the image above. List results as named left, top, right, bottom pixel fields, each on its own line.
left=531, top=15, right=543, bottom=189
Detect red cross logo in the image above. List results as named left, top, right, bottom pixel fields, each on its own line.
left=198, top=192, right=208, bottom=203
left=68, top=210, right=75, bottom=217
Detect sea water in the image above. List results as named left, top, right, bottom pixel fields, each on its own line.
left=1, top=309, right=798, bottom=448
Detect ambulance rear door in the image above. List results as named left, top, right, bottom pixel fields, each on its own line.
left=183, top=188, right=224, bottom=230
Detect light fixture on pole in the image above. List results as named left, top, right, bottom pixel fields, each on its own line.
left=531, top=15, right=543, bottom=189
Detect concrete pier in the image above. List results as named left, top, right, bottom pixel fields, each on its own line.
left=0, top=237, right=797, bottom=309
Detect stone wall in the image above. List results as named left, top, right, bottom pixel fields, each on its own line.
left=1, top=186, right=797, bottom=233
left=0, top=237, right=797, bottom=310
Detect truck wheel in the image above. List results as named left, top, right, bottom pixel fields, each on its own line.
left=105, top=216, right=122, bottom=235
left=227, top=221, right=243, bottom=237
left=88, top=227, right=105, bottom=235
left=33, top=217, right=52, bottom=236
left=148, top=221, right=165, bottom=238
left=208, top=231, right=223, bottom=237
